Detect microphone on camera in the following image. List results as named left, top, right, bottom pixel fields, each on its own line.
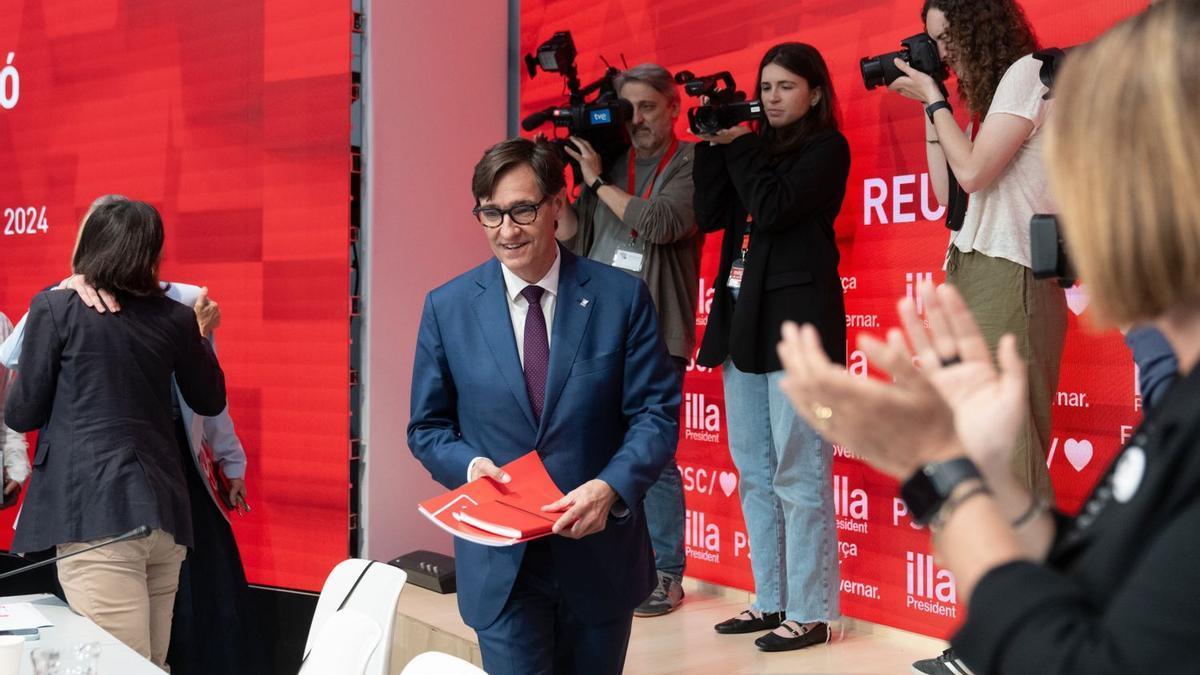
left=0, top=525, right=153, bottom=582
left=521, top=108, right=556, bottom=132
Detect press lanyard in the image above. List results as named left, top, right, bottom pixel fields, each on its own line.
left=626, top=137, right=679, bottom=244
left=739, top=216, right=752, bottom=262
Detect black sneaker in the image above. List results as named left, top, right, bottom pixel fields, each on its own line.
left=754, top=621, right=831, bottom=652
left=911, top=649, right=978, bottom=675
left=713, top=609, right=784, bottom=634
left=634, top=572, right=684, bottom=617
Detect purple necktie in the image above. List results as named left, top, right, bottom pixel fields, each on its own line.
left=520, top=285, right=549, bottom=421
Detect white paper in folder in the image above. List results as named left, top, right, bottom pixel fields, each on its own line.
left=0, top=602, right=53, bottom=634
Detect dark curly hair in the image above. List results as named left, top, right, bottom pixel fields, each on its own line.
left=922, top=0, right=1039, bottom=116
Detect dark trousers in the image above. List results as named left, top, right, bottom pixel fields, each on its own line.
left=475, top=540, right=634, bottom=675
left=166, top=424, right=269, bottom=675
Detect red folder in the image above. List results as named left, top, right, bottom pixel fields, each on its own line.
left=417, top=451, right=564, bottom=546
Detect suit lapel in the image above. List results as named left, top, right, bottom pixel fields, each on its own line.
left=537, top=249, right=594, bottom=439
left=471, top=261, right=539, bottom=432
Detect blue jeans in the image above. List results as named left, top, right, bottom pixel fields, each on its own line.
left=641, top=357, right=687, bottom=578
left=722, top=360, right=839, bottom=622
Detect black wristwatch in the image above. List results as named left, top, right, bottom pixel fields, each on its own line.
left=901, top=457, right=983, bottom=526
left=589, top=176, right=609, bottom=192
left=925, top=100, right=953, bottom=124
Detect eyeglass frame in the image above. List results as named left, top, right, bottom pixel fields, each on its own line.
left=472, top=196, right=549, bottom=228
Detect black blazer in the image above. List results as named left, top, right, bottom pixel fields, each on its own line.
left=952, top=363, right=1200, bottom=674
left=693, top=129, right=850, bottom=373
left=4, top=290, right=226, bottom=553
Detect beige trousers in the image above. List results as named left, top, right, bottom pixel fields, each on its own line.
left=946, top=248, right=1068, bottom=503
left=56, top=528, right=187, bottom=669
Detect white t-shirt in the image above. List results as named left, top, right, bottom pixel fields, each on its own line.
left=950, top=53, right=1054, bottom=269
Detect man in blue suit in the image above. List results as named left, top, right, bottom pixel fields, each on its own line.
left=408, top=138, right=680, bottom=675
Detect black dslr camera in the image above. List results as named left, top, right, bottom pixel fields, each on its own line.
left=675, top=70, right=763, bottom=136
left=860, top=33, right=947, bottom=90
left=521, top=31, right=631, bottom=182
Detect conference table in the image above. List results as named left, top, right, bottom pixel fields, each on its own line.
left=1, top=594, right=163, bottom=674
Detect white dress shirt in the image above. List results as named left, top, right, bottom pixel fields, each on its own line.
left=498, top=246, right=561, bottom=367
left=468, top=248, right=561, bottom=481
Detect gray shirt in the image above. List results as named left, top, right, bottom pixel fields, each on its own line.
left=566, top=142, right=700, bottom=359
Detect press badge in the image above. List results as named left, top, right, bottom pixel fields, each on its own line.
left=727, top=260, right=745, bottom=289
left=612, top=248, right=645, bottom=273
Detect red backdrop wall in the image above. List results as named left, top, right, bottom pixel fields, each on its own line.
left=520, top=0, right=1149, bottom=637
left=0, top=0, right=350, bottom=592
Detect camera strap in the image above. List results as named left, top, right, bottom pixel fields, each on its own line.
left=626, top=137, right=680, bottom=243
left=943, top=112, right=977, bottom=232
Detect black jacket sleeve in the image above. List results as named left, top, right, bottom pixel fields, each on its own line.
left=3, top=293, right=62, bottom=433
left=173, top=312, right=227, bottom=417
left=721, top=131, right=851, bottom=234
left=692, top=141, right=739, bottom=234
left=952, top=502, right=1200, bottom=674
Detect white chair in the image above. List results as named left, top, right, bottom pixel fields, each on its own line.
left=299, top=558, right=407, bottom=675
left=399, top=651, right=487, bottom=675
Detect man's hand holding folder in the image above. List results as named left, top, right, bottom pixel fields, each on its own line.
left=420, top=451, right=617, bottom=546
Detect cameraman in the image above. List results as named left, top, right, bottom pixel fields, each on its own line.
left=556, top=63, right=699, bottom=618
left=886, top=0, right=1065, bottom=506
left=693, top=43, right=849, bottom=653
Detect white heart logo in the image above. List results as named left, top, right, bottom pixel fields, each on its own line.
left=718, top=471, right=738, bottom=498
left=1065, top=284, right=1090, bottom=316
left=1064, top=439, right=1094, bottom=472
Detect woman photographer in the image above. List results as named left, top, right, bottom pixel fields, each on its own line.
left=692, top=42, right=849, bottom=652
left=779, top=2, right=1200, bottom=672
left=887, top=0, right=1066, bottom=508
left=4, top=200, right=226, bottom=669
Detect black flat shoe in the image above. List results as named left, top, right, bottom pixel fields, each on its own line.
left=754, top=621, right=831, bottom=652
left=713, top=610, right=784, bottom=634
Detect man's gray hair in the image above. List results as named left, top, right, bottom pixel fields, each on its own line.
left=614, top=63, right=680, bottom=106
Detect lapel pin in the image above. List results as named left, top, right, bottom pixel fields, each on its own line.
left=579, top=298, right=590, bottom=307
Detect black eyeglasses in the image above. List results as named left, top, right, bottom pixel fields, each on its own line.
left=473, top=197, right=548, bottom=228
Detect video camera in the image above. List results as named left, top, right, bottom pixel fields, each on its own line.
left=1030, top=214, right=1076, bottom=287
left=520, top=31, right=631, bottom=182
left=1029, top=47, right=1076, bottom=287
left=674, top=70, right=763, bottom=136
left=860, top=33, right=947, bottom=90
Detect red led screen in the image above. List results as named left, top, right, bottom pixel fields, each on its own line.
left=0, top=0, right=351, bottom=592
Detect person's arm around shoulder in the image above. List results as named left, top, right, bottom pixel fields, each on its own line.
left=720, top=129, right=851, bottom=233
left=623, top=144, right=698, bottom=245
left=171, top=303, right=227, bottom=417
left=407, top=291, right=487, bottom=489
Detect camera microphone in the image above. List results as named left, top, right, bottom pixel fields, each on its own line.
left=673, top=70, right=695, bottom=85
left=0, top=525, right=153, bottom=583
left=521, top=108, right=555, bottom=132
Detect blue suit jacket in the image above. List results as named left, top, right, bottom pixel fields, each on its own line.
left=407, top=246, right=680, bottom=629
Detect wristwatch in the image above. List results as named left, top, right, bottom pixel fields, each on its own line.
left=900, top=457, right=984, bottom=526
left=589, top=176, right=609, bottom=192
left=925, top=100, right=953, bottom=124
